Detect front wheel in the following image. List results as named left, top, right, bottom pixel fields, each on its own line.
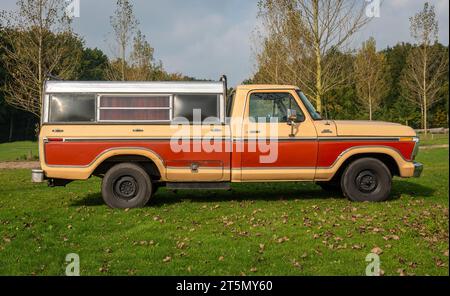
left=101, top=163, right=153, bottom=208
left=341, top=158, right=392, bottom=202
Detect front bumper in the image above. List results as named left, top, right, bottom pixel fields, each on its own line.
left=413, top=162, right=423, bottom=177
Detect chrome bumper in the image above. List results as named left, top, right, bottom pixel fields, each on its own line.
left=31, top=169, right=45, bottom=183
left=413, top=162, right=423, bottom=177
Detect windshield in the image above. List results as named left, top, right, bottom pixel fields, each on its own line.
left=296, top=90, right=322, bottom=120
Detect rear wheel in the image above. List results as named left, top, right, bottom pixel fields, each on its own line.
left=341, top=158, right=392, bottom=202
left=101, top=162, right=153, bottom=208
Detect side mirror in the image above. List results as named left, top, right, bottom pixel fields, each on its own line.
left=287, top=109, right=297, bottom=122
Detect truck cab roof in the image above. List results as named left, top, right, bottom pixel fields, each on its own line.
left=236, top=84, right=300, bottom=91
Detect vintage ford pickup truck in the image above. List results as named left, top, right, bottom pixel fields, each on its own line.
left=32, top=78, right=422, bottom=208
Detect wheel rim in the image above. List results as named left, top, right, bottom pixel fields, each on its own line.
left=114, top=176, right=139, bottom=200
left=355, top=170, right=378, bottom=193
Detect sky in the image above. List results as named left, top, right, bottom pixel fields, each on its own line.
left=1, top=0, right=449, bottom=86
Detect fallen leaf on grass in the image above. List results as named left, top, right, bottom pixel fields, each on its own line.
left=435, top=258, right=446, bottom=267
left=176, top=241, right=187, bottom=249
left=276, top=236, right=289, bottom=243
left=218, top=256, right=224, bottom=261
left=371, top=247, right=383, bottom=255
left=397, top=268, right=406, bottom=276
left=163, top=256, right=172, bottom=263
left=292, top=259, right=301, bottom=268
left=250, top=267, right=257, bottom=272
left=383, top=235, right=400, bottom=241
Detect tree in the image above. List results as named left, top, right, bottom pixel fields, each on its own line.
left=128, top=30, right=156, bottom=80
left=79, top=47, right=109, bottom=80
left=354, top=37, right=388, bottom=120
left=0, top=0, right=81, bottom=118
left=400, top=2, right=448, bottom=134
left=108, top=0, right=138, bottom=81
left=254, top=0, right=370, bottom=112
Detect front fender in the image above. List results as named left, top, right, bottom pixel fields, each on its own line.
left=315, top=146, right=415, bottom=181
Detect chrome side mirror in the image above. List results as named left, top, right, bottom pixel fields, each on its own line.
left=287, top=109, right=297, bottom=122
left=287, top=109, right=297, bottom=137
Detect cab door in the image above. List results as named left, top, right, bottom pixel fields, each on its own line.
left=240, top=90, right=318, bottom=181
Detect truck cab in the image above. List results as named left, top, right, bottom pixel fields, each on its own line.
left=33, top=79, right=422, bottom=208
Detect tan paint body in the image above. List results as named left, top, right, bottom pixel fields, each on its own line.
left=39, top=85, right=418, bottom=182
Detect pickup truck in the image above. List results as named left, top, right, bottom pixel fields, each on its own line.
left=32, top=78, right=423, bottom=208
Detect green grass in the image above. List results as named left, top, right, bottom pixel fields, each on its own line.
left=0, top=141, right=39, bottom=161
left=419, top=134, right=449, bottom=146
left=0, top=148, right=448, bottom=276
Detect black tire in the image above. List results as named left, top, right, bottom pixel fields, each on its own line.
left=101, top=162, right=152, bottom=208
left=341, top=158, right=392, bottom=202
left=317, top=181, right=341, bottom=192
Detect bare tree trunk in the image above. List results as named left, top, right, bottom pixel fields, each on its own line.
left=121, top=33, right=126, bottom=81
left=423, top=52, right=428, bottom=135
left=38, top=0, right=43, bottom=110
left=313, top=0, right=322, bottom=112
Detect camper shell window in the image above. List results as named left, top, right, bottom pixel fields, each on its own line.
left=173, top=94, right=220, bottom=123
left=49, top=94, right=96, bottom=123
left=98, top=95, right=172, bottom=122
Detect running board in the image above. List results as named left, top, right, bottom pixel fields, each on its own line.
left=166, top=182, right=230, bottom=190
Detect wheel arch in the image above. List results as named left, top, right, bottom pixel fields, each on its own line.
left=89, top=148, right=165, bottom=180
left=325, top=146, right=405, bottom=182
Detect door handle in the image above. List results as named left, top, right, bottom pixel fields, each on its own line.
left=132, top=128, right=144, bottom=132
left=248, top=130, right=260, bottom=134
left=52, top=129, right=64, bottom=133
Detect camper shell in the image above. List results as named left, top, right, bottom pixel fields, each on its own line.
left=41, top=80, right=227, bottom=124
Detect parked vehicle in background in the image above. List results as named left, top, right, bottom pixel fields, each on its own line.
left=32, top=77, right=423, bottom=208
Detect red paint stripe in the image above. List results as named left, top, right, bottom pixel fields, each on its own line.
left=45, top=141, right=231, bottom=167
left=44, top=140, right=415, bottom=169
left=317, top=141, right=415, bottom=167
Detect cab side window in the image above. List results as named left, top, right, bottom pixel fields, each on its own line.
left=249, top=92, right=304, bottom=123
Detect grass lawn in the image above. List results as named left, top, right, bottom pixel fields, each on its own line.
left=0, top=141, right=39, bottom=161
left=419, top=134, right=449, bottom=146
left=0, top=148, right=448, bottom=276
